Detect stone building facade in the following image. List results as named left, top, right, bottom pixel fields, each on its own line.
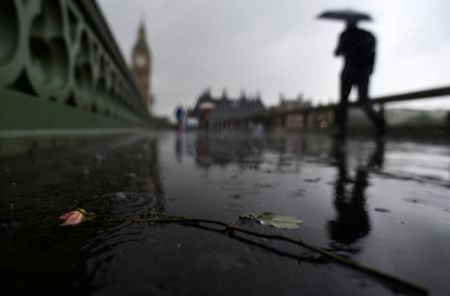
left=192, top=89, right=266, bottom=128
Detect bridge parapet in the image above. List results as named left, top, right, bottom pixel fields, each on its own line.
left=0, top=0, right=150, bottom=130
left=209, top=86, right=450, bottom=130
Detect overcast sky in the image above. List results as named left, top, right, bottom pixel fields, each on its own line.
left=98, top=0, right=450, bottom=117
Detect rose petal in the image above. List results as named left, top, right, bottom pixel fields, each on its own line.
left=60, top=211, right=85, bottom=226
left=58, top=211, right=77, bottom=220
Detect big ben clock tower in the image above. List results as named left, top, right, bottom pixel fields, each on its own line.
left=131, top=21, right=153, bottom=112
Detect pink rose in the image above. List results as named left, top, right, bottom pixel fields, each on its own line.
left=59, top=210, right=85, bottom=226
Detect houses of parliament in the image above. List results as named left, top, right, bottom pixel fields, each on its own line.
left=131, top=22, right=153, bottom=113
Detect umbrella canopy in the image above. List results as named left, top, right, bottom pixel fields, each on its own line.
left=318, top=9, right=372, bottom=22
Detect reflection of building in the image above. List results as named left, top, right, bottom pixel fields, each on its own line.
left=131, top=22, right=153, bottom=113
left=277, top=94, right=312, bottom=130
left=192, top=89, right=266, bottom=127
left=192, top=133, right=265, bottom=168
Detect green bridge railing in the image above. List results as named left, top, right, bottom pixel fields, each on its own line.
left=0, top=0, right=150, bottom=131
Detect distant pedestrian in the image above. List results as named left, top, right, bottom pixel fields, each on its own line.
left=334, top=21, right=385, bottom=137
left=174, top=105, right=185, bottom=131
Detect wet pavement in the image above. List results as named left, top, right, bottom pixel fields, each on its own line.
left=0, top=131, right=449, bottom=295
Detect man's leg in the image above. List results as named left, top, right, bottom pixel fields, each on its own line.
left=357, top=77, right=385, bottom=136
left=335, top=75, right=352, bottom=136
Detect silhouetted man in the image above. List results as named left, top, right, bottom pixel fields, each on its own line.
left=334, top=21, right=385, bottom=137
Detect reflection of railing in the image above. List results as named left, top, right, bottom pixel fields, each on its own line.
left=211, top=86, right=450, bottom=128
left=0, top=0, right=150, bottom=130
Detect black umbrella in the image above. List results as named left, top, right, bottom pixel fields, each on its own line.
left=318, top=9, right=372, bottom=22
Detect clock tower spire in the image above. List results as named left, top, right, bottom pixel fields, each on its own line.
left=131, top=20, right=153, bottom=112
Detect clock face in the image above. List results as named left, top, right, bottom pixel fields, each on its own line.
left=135, top=55, right=147, bottom=67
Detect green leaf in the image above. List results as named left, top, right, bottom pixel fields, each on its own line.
left=240, top=212, right=302, bottom=229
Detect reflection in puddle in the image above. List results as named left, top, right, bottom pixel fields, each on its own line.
left=328, top=138, right=384, bottom=249
left=1, top=131, right=450, bottom=295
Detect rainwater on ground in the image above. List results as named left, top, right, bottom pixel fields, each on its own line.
left=1, top=131, right=449, bottom=295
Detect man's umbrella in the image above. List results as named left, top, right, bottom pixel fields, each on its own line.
left=318, top=9, right=372, bottom=22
